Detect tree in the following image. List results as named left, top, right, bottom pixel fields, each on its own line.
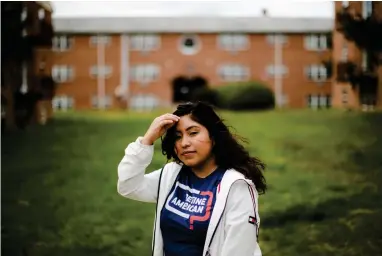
left=1, top=2, right=55, bottom=130
left=336, top=5, right=382, bottom=108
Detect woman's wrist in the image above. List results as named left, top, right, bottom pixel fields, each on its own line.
left=141, top=136, right=154, bottom=145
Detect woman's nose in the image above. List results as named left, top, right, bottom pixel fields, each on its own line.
left=181, top=136, right=191, bottom=148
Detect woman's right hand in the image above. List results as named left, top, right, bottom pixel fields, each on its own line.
left=141, top=113, right=180, bottom=145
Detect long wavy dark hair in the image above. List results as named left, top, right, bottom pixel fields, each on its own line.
left=161, top=101, right=267, bottom=194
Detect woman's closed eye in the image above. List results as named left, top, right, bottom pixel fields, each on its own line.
left=174, top=131, right=198, bottom=140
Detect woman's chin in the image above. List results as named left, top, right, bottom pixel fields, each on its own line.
left=180, top=158, right=199, bottom=167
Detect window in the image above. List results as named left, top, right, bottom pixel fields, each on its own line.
left=52, top=65, right=74, bottom=83
left=304, top=34, right=327, bottom=50
left=361, top=50, right=370, bottom=71
left=319, top=95, right=329, bottom=107
left=52, top=35, right=72, bottom=51
left=52, top=95, right=75, bottom=111
left=267, top=34, right=288, bottom=45
left=89, top=65, right=113, bottom=78
left=21, top=7, right=27, bottom=21
left=130, top=64, right=160, bottom=84
left=305, top=65, right=327, bottom=81
left=218, top=34, right=249, bottom=51
left=130, top=94, right=159, bottom=111
left=363, top=1, right=373, bottom=18
left=279, top=94, right=289, bottom=107
left=266, top=65, right=288, bottom=77
left=39, top=58, right=46, bottom=72
left=91, top=95, right=112, bottom=109
left=21, top=62, right=28, bottom=94
left=341, top=43, right=348, bottom=61
left=218, top=64, right=250, bottom=82
left=179, top=35, right=201, bottom=55
left=307, top=94, right=331, bottom=109
left=38, top=9, right=45, bottom=20
left=130, top=34, right=160, bottom=51
left=342, top=88, right=348, bottom=104
left=90, top=35, right=111, bottom=46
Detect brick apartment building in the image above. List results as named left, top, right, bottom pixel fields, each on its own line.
left=48, top=1, right=381, bottom=112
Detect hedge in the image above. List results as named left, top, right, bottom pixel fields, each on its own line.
left=191, top=81, right=275, bottom=111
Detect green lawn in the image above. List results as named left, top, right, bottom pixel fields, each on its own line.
left=2, top=109, right=382, bottom=256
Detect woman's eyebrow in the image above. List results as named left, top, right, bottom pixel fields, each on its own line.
left=175, top=126, right=199, bottom=133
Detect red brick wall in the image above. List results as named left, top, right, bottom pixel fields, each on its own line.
left=50, top=32, right=333, bottom=110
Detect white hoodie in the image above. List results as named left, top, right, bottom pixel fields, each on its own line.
left=117, top=137, right=262, bottom=256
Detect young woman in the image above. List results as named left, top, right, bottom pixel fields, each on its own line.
left=117, top=101, right=267, bottom=256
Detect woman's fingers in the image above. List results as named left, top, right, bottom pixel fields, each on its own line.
left=162, top=113, right=180, bottom=122
left=160, top=119, right=174, bottom=127
left=142, top=114, right=179, bottom=145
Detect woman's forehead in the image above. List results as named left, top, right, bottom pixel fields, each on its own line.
left=175, top=115, right=202, bottom=131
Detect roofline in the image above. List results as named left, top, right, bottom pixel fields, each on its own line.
left=36, top=1, right=53, bottom=12
left=52, top=17, right=334, bottom=34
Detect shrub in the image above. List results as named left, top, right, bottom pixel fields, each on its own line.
left=190, top=86, right=218, bottom=106
left=189, top=81, right=274, bottom=111
left=215, top=81, right=275, bottom=110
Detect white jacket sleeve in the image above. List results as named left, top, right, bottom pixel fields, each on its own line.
left=221, top=180, right=262, bottom=256
left=117, top=137, right=162, bottom=203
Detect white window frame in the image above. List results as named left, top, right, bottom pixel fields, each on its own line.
left=341, top=43, right=348, bottom=61
left=362, top=50, right=368, bottom=71
left=342, top=88, right=348, bottom=104
left=21, top=62, right=28, bottom=94
left=305, top=65, right=327, bottom=82
left=89, top=35, right=111, bottom=46
left=21, top=7, right=27, bottom=21
left=266, top=65, right=288, bottom=77
left=319, top=95, right=329, bottom=107
left=130, top=64, right=160, bottom=85
left=52, top=65, right=74, bottom=83
left=217, top=34, right=249, bottom=51
left=38, top=8, right=45, bottom=20
left=89, top=65, right=113, bottom=79
left=267, top=34, right=288, bottom=45
left=309, top=95, right=319, bottom=109
left=91, top=95, right=113, bottom=109
left=130, top=94, right=159, bottom=111
left=53, top=95, right=75, bottom=111
left=307, top=94, right=331, bottom=109
left=218, top=64, right=250, bottom=82
left=52, top=35, right=73, bottom=52
left=130, top=34, right=161, bottom=51
left=280, top=94, right=289, bottom=107
left=304, top=34, right=327, bottom=51
left=363, top=1, right=373, bottom=18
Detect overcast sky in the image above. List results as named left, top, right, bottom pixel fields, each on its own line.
left=52, top=1, right=334, bottom=18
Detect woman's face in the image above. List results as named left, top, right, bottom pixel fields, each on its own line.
left=174, top=114, right=214, bottom=168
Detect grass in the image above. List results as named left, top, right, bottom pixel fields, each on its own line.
left=2, top=109, right=382, bottom=256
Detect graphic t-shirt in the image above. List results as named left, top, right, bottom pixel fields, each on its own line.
left=160, top=166, right=226, bottom=256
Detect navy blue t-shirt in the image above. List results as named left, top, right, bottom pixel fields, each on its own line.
left=160, top=166, right=226, bottom=256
